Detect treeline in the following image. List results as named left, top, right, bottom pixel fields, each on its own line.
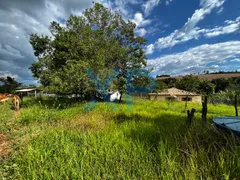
left=157, top=70, right=240, bottom=77
left=0, top=76, right=21, bottom=93
left=209, top=70, right=239, bottom=74
left=157, top=75, right=240, bottom=93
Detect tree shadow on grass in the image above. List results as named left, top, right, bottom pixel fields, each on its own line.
left=114, top=112, right=188, bottom=149
left=113, top=112, right=240, bottom=152
left=114, top=112, right=186, bottom=128
left=113, top=112, right=240, bottom=179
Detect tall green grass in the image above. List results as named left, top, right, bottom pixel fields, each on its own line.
left=0, top=100, right=14, bottom=132
left=17, top=97, right=88, bottom=124
left=1, top=97, right=240, bottom=179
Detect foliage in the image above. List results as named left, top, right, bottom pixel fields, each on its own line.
left=198, top=80, right=215, bottom=95
left=126, top=68, right=157, bottom=95
left=0, top=76, right=21, bottom=93
left=209, top=91, right=239, bottom=105
left=227, top=77, right=240, bottom=95
left=160, top=76, right=240, bottom=94
left=211, top=78, right=230, bottom=93
left=162, top=77, right=178, bottom=88
left=29, top=3, right=147, bottom=99
left=176, top=75, right=200, bottom=92
left=154, top=80, right=168, bottom=92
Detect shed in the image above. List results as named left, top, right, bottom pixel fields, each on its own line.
left=149, top=87, right=202, bottom=103
left=16, top=88, right=37, bottom=97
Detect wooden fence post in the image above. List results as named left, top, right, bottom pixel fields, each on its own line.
left=202, top=96, right=208, bottom=123
left=235, top=94, right=238, bottom=117
left=187, top=108, right=196, bottom=127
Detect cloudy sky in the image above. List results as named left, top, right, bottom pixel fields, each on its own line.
left=0, top=0, right=239, bottom=84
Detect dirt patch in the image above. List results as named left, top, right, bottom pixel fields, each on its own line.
left=14, top=111, right=20, bottom=118
left=60, top=113, right=108, bottom=132
left=0, top=134, right=12, bottom=161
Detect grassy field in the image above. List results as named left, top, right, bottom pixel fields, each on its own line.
left=1, top=97, right=240, bottom=179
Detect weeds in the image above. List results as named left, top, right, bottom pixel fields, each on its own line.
left=1, top=97, right=240, bottom=179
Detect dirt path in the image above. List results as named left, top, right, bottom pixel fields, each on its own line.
left=14, top=110, right=20, bottom=118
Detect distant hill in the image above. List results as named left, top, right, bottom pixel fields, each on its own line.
left=156, top=72, right=240, bottom=81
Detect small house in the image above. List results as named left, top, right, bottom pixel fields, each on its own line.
left=149, top=88, right=202, bottom=103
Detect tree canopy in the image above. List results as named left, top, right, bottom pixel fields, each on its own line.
left=176, top=75, right=200, bottom=93
left=29, top=3, right=148, bottom=99
left=0, top=76, right=21, bottom=93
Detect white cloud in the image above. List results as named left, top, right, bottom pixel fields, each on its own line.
left=110, top=0, right=142, bottom=19
left=230, top=58, right=240, bottom=62
left=146, top=44, right=155, bottom=54
left=180, top=16, right=240, bottom=39
left=143, top=0, right=174, bottom=15
left=217, top=7, right=224, bottom=14
left=142, top=0, right=160, bottom=16
left=110, top=0, right=131, bottom=18
left=131, top=12, right=152, bottom=36
left=211, top=64, right=219, bottom=68
left=203, top=17, right=240, bottom=37
left=183, top=0, right=224, bottom=31
left=148, top=0, right=226, bottom=54
left=136, top=28, right=147, bottom=36
left=165, top=0, right=173, bottom=5
left=131, top=13, right=152, bottom=27
left=147, top=41, right=240, bottom=75
left=135, top=21, right=164, bottom=37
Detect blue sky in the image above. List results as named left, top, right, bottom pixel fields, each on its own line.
left=0, top=0, right=239, bottom=84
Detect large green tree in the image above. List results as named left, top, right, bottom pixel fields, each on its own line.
left=29, top=3, right=147, bottom=99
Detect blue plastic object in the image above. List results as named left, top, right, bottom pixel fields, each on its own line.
left=213, top=116, right=240, bottom=135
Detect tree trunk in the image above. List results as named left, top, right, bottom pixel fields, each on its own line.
left=235, top=94, right=238, bottom=116
left=202, top=96, right=208, bottom=122
left=119, top=91, right=123, bottom=103
left=187, top=108, right=196, bottom=127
